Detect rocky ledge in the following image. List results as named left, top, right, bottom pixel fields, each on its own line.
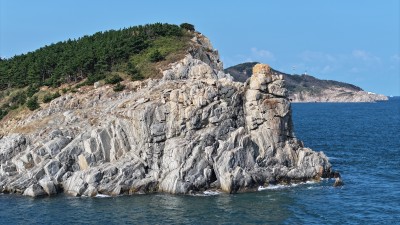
left=0, top=34, right=335, bottom=197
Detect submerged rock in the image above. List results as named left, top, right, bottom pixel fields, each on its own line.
left=0, top=33, right=336, bottom=197
left=333, top=172, right=344, bottom=187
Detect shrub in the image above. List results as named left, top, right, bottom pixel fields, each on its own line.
left=26, top=96, right=40, bottom=111
left=126, top=62, right=144, bottom=81
left=10, top=91, right=27, bottom=106
left=42, top=92, right=60, bottom=103
left=27, top=85, right=39, bottom=97
left=113, top=82, right=125, bottom=92
left=52, top=91, right=61, bottom=99
left=87, top=73, right=106, bottom=85
left=131, top=71, right=144, bottom=81
left=149, top=49, right=164, bottom=62
left=0, top=107, right=8, bottom=120
left=180, top=23, right=195, bottom=31
left=105, top=74, right=123, bottom=84
left=43, top=93, right=53, bottom=103
left=75, top=82, right=85, bottom=88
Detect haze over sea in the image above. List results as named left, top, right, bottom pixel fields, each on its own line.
left=1, top=98, right=399, bottom=224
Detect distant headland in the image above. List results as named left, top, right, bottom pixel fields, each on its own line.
left=225, top=62, right=388, bottom=103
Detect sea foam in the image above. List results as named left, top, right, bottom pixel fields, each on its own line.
left=95, top=194, right=111, bottom=198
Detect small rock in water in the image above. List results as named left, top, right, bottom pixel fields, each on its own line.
left=333, top=172, right=343, bottom=187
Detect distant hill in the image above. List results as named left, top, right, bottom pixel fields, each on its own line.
left=225, top=62, right=388, bottom=102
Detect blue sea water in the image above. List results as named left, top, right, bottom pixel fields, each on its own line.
left=1, top=98, right=399, bottom=224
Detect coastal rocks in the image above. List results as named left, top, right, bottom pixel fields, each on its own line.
left=23, top=184, right=46, bottom=197
left=0, top=134, right=27, bottom=164
left=290, top=89, right=388, bottom=103
left=39, top=177, right=57, bottom=195
left=0, top=33, right=336, bottom=197
left=333, top=172, right=344, bottom=187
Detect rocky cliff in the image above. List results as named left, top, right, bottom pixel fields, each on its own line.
left=0, top=33, right=334, bottom=197
left=225, top=62, right=388, bottom=103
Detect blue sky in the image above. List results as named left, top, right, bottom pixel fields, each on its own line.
left=1, top=0, right=399, bottom=95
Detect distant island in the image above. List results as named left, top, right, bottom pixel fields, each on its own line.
left=225, top=62, right=388, bottom=102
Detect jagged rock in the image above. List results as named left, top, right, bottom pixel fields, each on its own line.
left=23, top=184, right=46, bottom=197
left=0, top=134, right=27, bottom=164
left=44, top=160, right=61, bottom=177
left=39, top=176, right=57, bottom=195
left=333, top=172, right=344, bottom=187
left=1, top=161, right=17, bottom=176
left=0, top=33, right=336, bottom=197
left=253, top=64, right=271, bottom=75
left=268, top=80, right=288, bottom=97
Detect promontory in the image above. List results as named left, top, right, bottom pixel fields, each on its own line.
left=0, top=24, right=335, bottom=197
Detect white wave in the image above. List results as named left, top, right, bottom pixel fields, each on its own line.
left=328, top=156, right=340, bottom=160
left=203, top=190, right=220, bottom=196
left=307, top=186, right=325, bottom=190
left=191, top=190, right=221, bottom=196
left=258, top=180, right=320, bottom=191
left=258, top=184, right=288, bottom=191
left=95, top=194, right=111, bottom=198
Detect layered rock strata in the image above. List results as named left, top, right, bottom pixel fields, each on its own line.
left=0, top=34, right=334, bottom=197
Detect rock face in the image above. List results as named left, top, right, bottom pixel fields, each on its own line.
left=0, top=33, right=334, bottom=197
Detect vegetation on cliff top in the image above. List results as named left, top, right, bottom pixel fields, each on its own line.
left=0, top=23, right=195, bottom=120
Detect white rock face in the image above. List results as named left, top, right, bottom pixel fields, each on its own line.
left=0, top=34, right=334, bottom=196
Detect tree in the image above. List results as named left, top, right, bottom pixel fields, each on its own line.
left=149, top=49, right=164, bottom=62
left=180, top=23, right=195, bottom=31
left=26, top=96, right=40, bottom=111
left=42, top=92, right=60, bottom=103
left=126, top=62, right=143, bottom=81
left=105, top=74, right=123, bottom=84
left=113, top=82, right=125, bottom=92
left=0, top=108, right=8, bottom=120
left=0, top=23, right=190, bottom=115
left=27, top=85, right=39, bottom=97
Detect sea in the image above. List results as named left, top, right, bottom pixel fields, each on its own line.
left=1, top=97, right=399, bottom=224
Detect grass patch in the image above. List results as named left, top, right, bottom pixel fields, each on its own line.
left=129, top=35, right=190, bottom=79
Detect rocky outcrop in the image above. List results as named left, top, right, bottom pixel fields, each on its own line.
left=289, top=89, right=388, bottom=102
left=0, top=33, right=335, bottom=197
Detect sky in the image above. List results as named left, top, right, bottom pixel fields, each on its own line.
left=1, top=0, right=399, bottom=96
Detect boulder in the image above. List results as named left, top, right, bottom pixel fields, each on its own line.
left=252, top=63, right=271, bottom=75
left=39, top=177, right=57, bottom=195
left=23, top=184, right=46, bottom=197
